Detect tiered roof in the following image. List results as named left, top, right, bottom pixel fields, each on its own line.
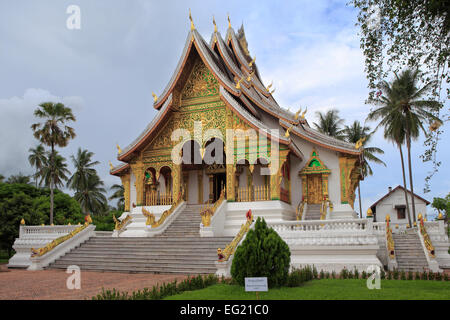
left=111, top=22, right=360, bottom=175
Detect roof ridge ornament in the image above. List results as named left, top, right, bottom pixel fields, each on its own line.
left=295, top=108, right=301, bottom=120
left=189, top=8, right=195, bottom=31
left=213, top=15, right=217, bottom=33
left=109, top=161, right=114, bottom=171
left=152, top=92, right=158, bottom=103
left=266, top=81, right=273, bottom=92
left=285, top=125, right=293, bottom=138
left=247, top=71, right=254, bottom=82
left=116, top=144, right=122, bottom=154
left=235, top=76, right=244, bottom=89
left=227, top=13, right=231, bottom=29
left=301, top=107, right=307, bottom=119
left=248, top=55, right=256, bottom=67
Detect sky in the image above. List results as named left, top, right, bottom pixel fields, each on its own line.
left=0, top=0, right=448, bottom=217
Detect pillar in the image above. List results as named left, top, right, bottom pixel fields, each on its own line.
left=120, top=173, right=130, bottom=212
left=270, top=150, right=289, bottom=200
left=226, top=164, right=236, bottom=201
left=172, top=164, right=181, bottom=203
left=198, top=170, right=203, bottom=204
left=130, top=161, right=144, bottom=206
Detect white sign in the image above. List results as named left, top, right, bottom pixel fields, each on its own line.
left=245, top=277, right=268, bottom=292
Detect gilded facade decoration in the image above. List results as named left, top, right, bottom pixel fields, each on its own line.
left=299, top=149, right=331, bottom=204
left=181, top=58, right=219, bottom=100
left=131, top=161, right=145, bottom=206
left=338, top=156, right=360, bottom=208
left=120, top=173, right=130, bottom=212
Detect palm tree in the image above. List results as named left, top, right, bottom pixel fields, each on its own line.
left=31, top=102, right=76, bottom=224
left=390, top=69, right=442, bottom=222
left=28, top=144, right=46, bottom=187
left=74, top=174, right=107, bottom=216
left=0, top=174, right=5, bottom=183
left=6, top=173, right=31, bottom=184
left=67, top=148, right=100, bottom=191
left=109, top=184, right=125, bottom=210
left=313, top=109, right=345, bottom=139
left=343, top=121, right=386, bottom=217
left=38, top=151, right=71, bottom=189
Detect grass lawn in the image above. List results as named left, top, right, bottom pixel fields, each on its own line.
left=165, top=279, right=450, bottom=300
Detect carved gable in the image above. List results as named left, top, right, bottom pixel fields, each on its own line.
left=181, top=58, right=219, bottom=100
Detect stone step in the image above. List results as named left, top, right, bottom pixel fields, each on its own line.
left=48, top=264, right=216, bottom=274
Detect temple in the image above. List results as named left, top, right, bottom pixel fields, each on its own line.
left=9, top=16, right=449, bottom=275
left=110, top=22, right=364, bottom=227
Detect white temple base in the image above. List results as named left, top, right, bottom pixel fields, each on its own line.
left=330, top=203, right=358, bottom=219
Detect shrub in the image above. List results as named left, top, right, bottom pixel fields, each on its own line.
left=407, top=272, right=413, bottom=280
left=387, top=271, right=392, bottom=280
left=312, top=266, right=318, bottom=279
left=286, top=266, right=314, bottom=287
left=340, top=268, right=348, bottom=279
left=361, top=270, right=367, bottom=279
left=231, top=217, right=290, bottom=288
left=400, top=271, right=406, bottom=280
left=354, top=268, right=360, bottom=279
left=444, top=273, right=449, bottom=281
left=435, top=272, right=442, bottom=281
left=415, top=272, right=420, bottom=280
left=93, top=274, right=219, bottom=300
left=393, top=269, right=399, bottom=280
left=331, top=271, right=336, bottom=279
left=319, top=270, right=325, bottom=279
left=348, top=270, right=354, bottom=279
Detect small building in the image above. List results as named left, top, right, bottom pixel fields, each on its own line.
left=369, top=185, right=430, bottom=224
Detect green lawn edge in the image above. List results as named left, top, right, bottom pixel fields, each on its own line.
left=164, top=279, right=450, bottom=300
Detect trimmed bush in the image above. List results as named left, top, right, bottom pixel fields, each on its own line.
left=231, top=217, right=291, bottom=288
left=286, top=266, right=314, bottom=287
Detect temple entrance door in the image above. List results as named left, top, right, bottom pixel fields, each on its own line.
left=213, top=173, right=226, bottom=202
left=307, top=174, right=322, bottom=204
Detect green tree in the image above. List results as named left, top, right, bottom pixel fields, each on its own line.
left=0, top=174, right=5, bottom=183
left=38, top=151, right=70, bottom=190
left=367, top=77, right=413, bottom=225
left=28, top=144, right=46, bottom=187
left=231, top=217, right=291, bottom=288
left=343, top=121, right=386, bottom=217
left=431, top=193, right=449, bottom=223
left=6, top=173, right=31, bottom=185
left=67, top=148, right=100, bottom=191
left=392, top=69, right=442, bottom=221
left=0, top=183, right=82, bottom=256
left=74, top=174, right=107, bottom=216
left=109, top=184, right=124, bottom=210
left=31, top=102, right=76, bottom=224
left=350, top=0, right=448, bottom=191
left=313, top=109, right=345, bottom=139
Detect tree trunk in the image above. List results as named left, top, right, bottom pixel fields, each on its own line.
left=406, top=136, right=417, bottom=223
left=399, top=144, right=412, bottom=227
left=50, top=144, right=54, bottom=225
left=358, top=181, right=362, bottom=218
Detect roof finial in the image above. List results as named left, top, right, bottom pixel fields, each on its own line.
left=189, top=9, right=195, bottom=31
left=109, top=161, right=114, bottom=171
left=266, top=81, right=273, bottom=92
left=295, top=108, right=302, bottom=120
left=213, top=15, right=217, bottom=33
left=301, top=107, right=307, bottom=119
left=235, top=77, right=244, bottom=89
left=116, top=144, right=122, bottom=154
left=248, top=56, right=256, bottom=67
left=227, top=13, right=231, bottom=28
left=152, top=92, right=158, bottom=103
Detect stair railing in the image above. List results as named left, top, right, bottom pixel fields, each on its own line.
left=200, top=189, right=225, bottom=227
left=147, top=188, right=185, bottom=228
left=31, top=222, right=91, bottom=257
left=418, top=213, right=435, bottom=258
left=113, top=214, right=132, bottom=231
left=385, top=215, right=395, bottom=260
left=217, top=210, right=254, bottom=262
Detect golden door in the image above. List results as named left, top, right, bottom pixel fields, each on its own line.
left=307, top=174, right=322, bottom=204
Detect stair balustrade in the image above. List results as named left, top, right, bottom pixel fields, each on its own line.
left=418, top=213, right=435, bottom=258
left=385, top=215, right=395, bottom=260
left=296, top=201, right=306, bottom=220
left=200, top=189, right=225, bottom=227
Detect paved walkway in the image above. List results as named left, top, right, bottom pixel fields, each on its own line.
left=0, top=268, right=188, bottom=300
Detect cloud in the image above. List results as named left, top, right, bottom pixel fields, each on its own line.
left=0, top=88, right=84, bottom=178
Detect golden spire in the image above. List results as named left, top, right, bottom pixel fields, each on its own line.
left=295, top=108, right=302, bottom=120
left=189, top=9, right=195, bottom=31
left=235, top=77, right=244, bottom=89
left=152, top=92, right=158, bottom=103
left=248, top=56, right=256, bottom=67
left=20, top=218, right=25, bottom=225
left=213, top=15, right=217, bottom=33
left=109, top=161, right=114, bottom=171
left=285, top=126, right=293, bottom=138
left=247, top=71, right=254, bottom=82
left=116, top=144, right=122, bottom=154
left=227, top=13, right=231, bottom=28
left=301, top=107, right=307, bottom=119
left=355, top=137, right=366, bottom=149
